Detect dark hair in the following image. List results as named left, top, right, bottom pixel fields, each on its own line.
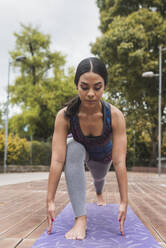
left=74, top=57, right=108, bottom=86
left=64, top=57, right=107, bottom=119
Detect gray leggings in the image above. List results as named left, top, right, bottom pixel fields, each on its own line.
left=64, top=138, right=112, bottom=217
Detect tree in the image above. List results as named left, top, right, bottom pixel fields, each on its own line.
left=9, top=24, right=77, bottom=140
left=0, top=103, right=5, bottom=133
left=92, top=2, right=166, bottom=164
left=96, top=0, right=166, bottom=32
left=0, top=104, right=3, bottom=127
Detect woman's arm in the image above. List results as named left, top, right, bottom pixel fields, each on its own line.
left=111, top=105, right=128, bottom=235
left=47, top=108, right=69, bottom=234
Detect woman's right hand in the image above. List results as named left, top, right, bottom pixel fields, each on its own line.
left=47, top=200, right=55, bottom=235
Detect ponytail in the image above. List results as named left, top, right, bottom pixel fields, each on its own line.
left=64, top=96, right=81, bottom=119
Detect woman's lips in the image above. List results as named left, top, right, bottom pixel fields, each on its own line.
left=86, top=100, right=96, bottom=103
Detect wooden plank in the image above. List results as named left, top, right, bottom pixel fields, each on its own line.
left=15, top=239, right=35, bottom=248
left=0, top=238, right=22, bottom=247
left=0, top=215, right=46, bottom=239
left=0, top=171, right=165, bottom=247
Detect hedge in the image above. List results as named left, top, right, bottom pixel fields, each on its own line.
left=0, top=131, right=51, bottom=166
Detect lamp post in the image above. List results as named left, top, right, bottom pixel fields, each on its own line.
left=4, top=55, right=26, bottom=173
left=24, top=124, right=33, bottom=165
left=142, top=45, right=166, bottom=176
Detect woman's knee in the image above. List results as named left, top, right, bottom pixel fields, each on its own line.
left=87, top=160, right=112, bottom=181
left=66, top=139, right=86, bottom=160
left=64, top=139, right=86, bottom=174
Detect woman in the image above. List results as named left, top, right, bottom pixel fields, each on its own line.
left=46, top=57, right=128, bottom=240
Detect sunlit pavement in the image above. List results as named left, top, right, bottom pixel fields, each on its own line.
left=0, top=172, right=49, bottom=186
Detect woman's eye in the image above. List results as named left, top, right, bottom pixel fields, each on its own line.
left=81, top=86, right=88, bottom=91
left=80, top=85, right=102, bottom=91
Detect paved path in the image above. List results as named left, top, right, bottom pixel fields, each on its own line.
left=0, top=171, right=166, bottom=248
left=0, top=172, right=49, bottom=186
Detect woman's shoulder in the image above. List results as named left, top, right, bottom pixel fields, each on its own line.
left=108, top=104, right=125, bottom=128
left=109, top=104, right=123, bottom=115
left=105, top=103, right=125, bottom=123
left=56, top=107, right=67, bottom=118
left=55, top=107, right=70, bottom=129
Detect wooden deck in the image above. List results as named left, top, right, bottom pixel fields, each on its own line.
left=0, top=171, right=166, bottom=248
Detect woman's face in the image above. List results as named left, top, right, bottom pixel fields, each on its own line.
left=77, top=72, right=105, bottom=106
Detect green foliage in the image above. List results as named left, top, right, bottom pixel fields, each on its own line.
left=92, top=2, right=166, bottom=165
left=162, top=143, right=166, bottom=157
left=9, top=24, right=76, bottom=140
left=0, top=131, right=51, bottom=165
left=97, top=0, right=166, bottom=32
left=30, top=140, right=51, bottom=165
left=0, top=131, right=29, bottom=165
left=0, top=103, right=4, bottom=128
left=126, top=118, right=154, bottom=166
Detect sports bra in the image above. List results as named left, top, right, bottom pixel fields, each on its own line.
left=69, top=100, right=112, bottom=163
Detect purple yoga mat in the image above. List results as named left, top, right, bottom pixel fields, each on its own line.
left=32, top=203, right=161, bottom=248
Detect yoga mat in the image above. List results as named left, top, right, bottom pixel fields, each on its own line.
left=32, top=203, right=161, bottom=248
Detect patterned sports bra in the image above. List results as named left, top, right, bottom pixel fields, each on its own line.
left=69, top=100, right=112, bottom=163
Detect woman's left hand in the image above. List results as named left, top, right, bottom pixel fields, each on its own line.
left=118, top=202, right=128, bottom=236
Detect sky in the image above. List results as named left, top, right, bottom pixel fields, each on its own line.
left=0, top=0, right=101, bottom=108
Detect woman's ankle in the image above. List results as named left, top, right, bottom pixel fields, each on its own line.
left=75, top=215, right=87, bottom=221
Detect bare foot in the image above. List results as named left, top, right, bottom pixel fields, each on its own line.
left=96, top=193, right=106, bottom=206
left=65, top=215, right=87, bottom=240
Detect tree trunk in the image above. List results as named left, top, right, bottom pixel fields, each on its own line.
left=29, top=42, right=36, bottom=85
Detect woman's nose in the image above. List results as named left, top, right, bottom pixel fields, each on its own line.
left=87, top=89, right=94, bottom=97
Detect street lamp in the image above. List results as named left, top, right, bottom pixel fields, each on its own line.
left=142, top=71, right=159, bottom=77
left=15, top=55, right=27, bottom=62
left=3, top=55, right=26, bottom=173
left=142, top=45, right=166, bottom=176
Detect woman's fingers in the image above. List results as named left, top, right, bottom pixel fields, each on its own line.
left=47, top=201, right=55, bottom=235
left=118, top=205, right=127, bottom=236
left=47, top=216, right=52, bottom=235
left=119, top=216, right=125, bottom=236
left=47, top=215, right=55, bottom=234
